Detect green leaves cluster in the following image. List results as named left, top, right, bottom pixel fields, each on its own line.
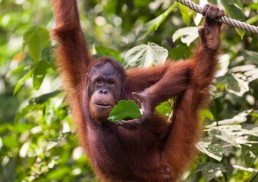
left=11, top=26, right=54, bottom=94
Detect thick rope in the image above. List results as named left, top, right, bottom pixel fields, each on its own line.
left=176, top=0, right=258, bottom=34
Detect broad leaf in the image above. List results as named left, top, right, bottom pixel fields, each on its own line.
left=213, top=110, right=251, bottom=126
left=155, top=101, right=172, bottom=117
left=137, top=3, right=177, bottom=39
left=172, top=27, right=199, bottom=46
left=221, top=0, right=246, bottom=37
left=23, top=26, right=50, bottom=61
left=29, top=90, right=61, bottom=104
left=216, top=54, right=230, bottom=77
left=108, top=100, right=142, bottom=122
left=33, top=61, right=50, bottom=90
left=178, top=3, right=192, bottom=26
left=199, top=109, right=214, bottom=121
left=14, top=69, right=33, bottom=94
left=197, top=163, right=225, bottom=181
left=243, top=50, right=258, bottom=63
left=217, top=74, right=249, bottom=96
left=9, top=64, right=26, bottom=76
left=124, top=42, right=168, bottom=68
left=233, top=165, right=258, bottom=173
left=197, top=142, right=223, bottom=161
left=221, top=0, right=245, bottom=21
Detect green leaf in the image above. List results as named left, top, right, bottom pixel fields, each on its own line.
left=197, top=142, right=223, bottom=161
left=242, top=146, right=257, bottom=167
left=236, top=28, right=245, bottom=39
left=199, top=109, right=214, bottom=121
left=124, top=42, right=168, bottom=68
left=197, top=163, right=225, bottom=181
left=210, top=126, right=242, bottom=147
left=108, top=100, right=142, bottom=122
left=243, top=50, right=258, bottom=63
left=9, top=64, right=26, bottom=76
left=3, top=135, right=19, bottom=148
left=155, top=101, right=172, bottom=116
left=15, top=105, right=38, bottom=122
left=29, top=90, right=61, bottom=104
left=47, top=167, right=70, bottom=179
left=95, top=46, right=123, bottom=63
left=221, top=0, right=246, bottom=37
left=41, top=46, right=55, bottom=63
left=137, top=3, right=177, bottom=39
left=216, top=110, right=251, bottom=125
left=33, top=61, right=50, bottom=90
left=217, top=74, right=249, bottom=96
left=23, top=26, right=50, bottom=61
left=13, top=69, right=33, bottom=94
left=216, top=54, right=230, bottom=77
left=169, top=44, right=192, bottom=60
left=172, top=27, right=199, bottom=46
left=221, top=0, right=245, bottom=22
left=178, top=3, right=193, bottom=26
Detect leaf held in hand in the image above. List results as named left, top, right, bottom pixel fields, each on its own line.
left=108, top=100, right=142, bottom=122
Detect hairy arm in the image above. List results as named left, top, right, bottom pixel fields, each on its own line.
left=125, top=60, right=192, bottom=95
left=52, top=0, right=91, bottom=90
left=163, top=5, right=224, bottom=177
left=125, top=63, right=171, bottom=93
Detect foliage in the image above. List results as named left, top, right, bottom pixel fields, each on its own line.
left=108, top=100, right=142, bottom=122
left=0, top=0, right=258, bottom=181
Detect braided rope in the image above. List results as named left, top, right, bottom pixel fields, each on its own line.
left=176, top=0, right=258, bottom=34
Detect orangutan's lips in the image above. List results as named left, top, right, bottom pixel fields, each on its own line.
left=95, top=103, right=112, bottom=108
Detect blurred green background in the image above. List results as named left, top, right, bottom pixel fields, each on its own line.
left=0, top=0, right=258, bottom=181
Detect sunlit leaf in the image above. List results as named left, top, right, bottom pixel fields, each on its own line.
left=214, top=110, right=251, bottom=126
left=155, top=101, right=172, bottom=117
left=236, top=28, right=245, bottom=39
left=216, top=54, right=230, bottom=77
left=172, top=27, right=199, bottom=46
left=124, top=42, right=168, bottom=68
left=199, top=109, right=214, bottom=121
left=197, top=142, right=223, bottom=161
left=193, top=0, right=208, bottom=26
left=19, top=141, right=31, bottom=158
left=217, top=74, right=249, bottom=96
left=242, top=127, right=258, bottom=137
left=233, top=165, right=258, bottom=173
left=246, top=15, right=258, bottom=25
left=108, top=100, right=142, bottom=122
left=178, top=3, right=193, bottom=26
